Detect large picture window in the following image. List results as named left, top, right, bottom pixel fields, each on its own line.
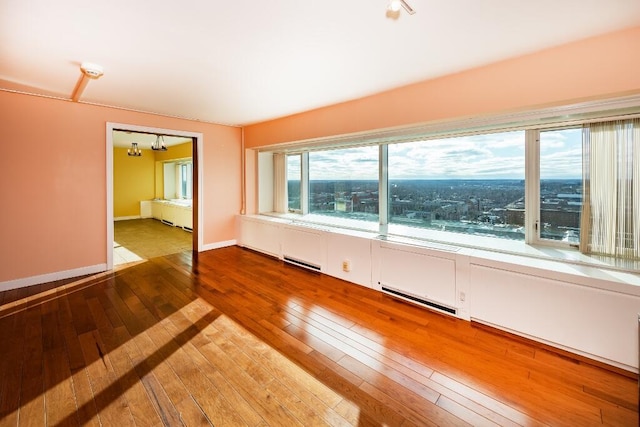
left=309, top=146, right=379, bottom=222
left=388, top=131, right=525, bottom=240
left=261, top=108, right=640, bottom=262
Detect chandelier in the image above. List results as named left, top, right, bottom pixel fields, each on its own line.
left=127, top=142, right=142, bottom=157
left=152, top=135, right=168, bottom=151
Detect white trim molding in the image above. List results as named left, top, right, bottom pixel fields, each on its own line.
left=106, top=122, right=205, bottom=270
left=114, top=215, right=141, bottom=221
left=201, top=240, right=237, bottom=251
left=0, top=264, right=107, bottom=292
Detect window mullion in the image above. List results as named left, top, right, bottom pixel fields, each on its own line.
left=379, top=144, right=388, bottom=234
left=301, top=152, right=309, bottom=215
left=525, top=129, right=540, bottom=244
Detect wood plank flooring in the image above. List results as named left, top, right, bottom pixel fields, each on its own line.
left=113, top=219, right=192, bottom=264
left=0, top=246, right=637, bottom=426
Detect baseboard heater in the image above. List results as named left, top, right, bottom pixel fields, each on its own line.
left=381, top=285, right=457, bottom=316
left=161, top=219, right=174, bottom=226
left=283, top=256, right=321, bottom=272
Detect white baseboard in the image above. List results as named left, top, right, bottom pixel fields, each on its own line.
left=201, top=239, right=237, bottom=251
left=115, top=215, right=141, bottom=221
left=0, top=264, right=108, bottom=292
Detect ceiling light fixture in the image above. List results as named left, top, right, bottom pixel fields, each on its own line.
left=127, top=142, right=142, bottom=157
left=387, top=0, right=416, bottom=16
left=151, top=135, right=168, bottom=151
left=71, top=62, right=104, bottom=102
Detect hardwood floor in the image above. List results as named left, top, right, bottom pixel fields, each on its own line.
left=113, top=219, right=192, bottom=265
left=0, top=246, right=636, bottom=426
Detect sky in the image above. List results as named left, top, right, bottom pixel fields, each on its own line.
left=288, top=128, right=583, bottom=180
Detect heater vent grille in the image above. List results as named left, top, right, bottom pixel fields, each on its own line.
left=382, top=286, right=457, bottom=315
left=283, top=256, right=321, bottom=272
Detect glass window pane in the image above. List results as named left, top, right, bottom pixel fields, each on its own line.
left=388, top=131, right=525, bottom=240
left=287, top=154, right=301, bottom=211
left=181, top=164, right=187, bottom=197
left=539, top=128, right=582, bottom=244
left=309, top=146, right=379, bottom=222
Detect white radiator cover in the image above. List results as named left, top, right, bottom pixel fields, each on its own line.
left=238, top=216, right=282, bottom=257
left=469, top=263, right=640, bottom=369
left=376, top=242, right=457, bottom=309
left=281, top=225, right=326, bottom=271
left=236, top=215, right=640, bottom=372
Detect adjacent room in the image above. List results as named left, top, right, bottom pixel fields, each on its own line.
left=1, top=0, right=640, bottom=425
left=112, top=130, right=194, bottom=265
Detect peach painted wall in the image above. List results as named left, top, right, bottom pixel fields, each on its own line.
left=0, top=90, right=241, bottom=283
left=244, top=26, right=640, bottom=148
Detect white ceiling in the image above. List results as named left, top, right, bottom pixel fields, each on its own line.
left=2, top=1, right=639, bottom=127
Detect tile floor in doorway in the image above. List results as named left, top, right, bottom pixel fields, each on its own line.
left=113, top=218, right=193, bottom=266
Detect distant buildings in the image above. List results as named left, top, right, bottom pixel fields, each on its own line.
left=298, top=179, right=582, bottom=242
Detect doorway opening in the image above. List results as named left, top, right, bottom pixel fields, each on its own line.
left=106, top=123, right=203, bottom=270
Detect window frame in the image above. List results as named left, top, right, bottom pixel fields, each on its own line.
left=531, top=126, right=584, bottom=249
left=258, top=96, right=640, bottom=258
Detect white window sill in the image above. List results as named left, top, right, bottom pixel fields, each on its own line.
left=260, top=212, right=640, bottom=275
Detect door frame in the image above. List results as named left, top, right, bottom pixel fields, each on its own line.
left=106, top=122, right=204, bottom=270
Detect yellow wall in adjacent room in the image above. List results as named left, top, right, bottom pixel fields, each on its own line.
left=113, top=147, right=155, bottom=217
left=155, top=141, right=192, bottom=162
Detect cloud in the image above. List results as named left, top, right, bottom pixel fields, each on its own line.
left=388, top=131, right=526, bottom=179
left=304, top=128, right=581, bottom=180
left=309, top=146, right=378, bottom=179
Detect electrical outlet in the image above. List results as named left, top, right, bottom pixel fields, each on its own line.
left=342, top=260, right=350, bottom=272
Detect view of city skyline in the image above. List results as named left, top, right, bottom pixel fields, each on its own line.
left=286, top=128, right=583, bottom=242
left=288, top=178, right=582, bottom=242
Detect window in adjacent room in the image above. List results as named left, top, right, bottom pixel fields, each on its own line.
left=179, top=162, right=193, bottom=199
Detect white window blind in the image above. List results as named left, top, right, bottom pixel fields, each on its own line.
left=581, top=118, right=640, bottom=259
left=273, top=153, right=287, bottom=213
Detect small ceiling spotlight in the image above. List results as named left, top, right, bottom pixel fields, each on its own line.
left=387, top=0, right=416, bottom=17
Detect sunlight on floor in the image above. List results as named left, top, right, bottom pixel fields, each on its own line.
left=4, top=291, right=364, bottom=426
left=113, top=219, right=192, bottom=264
left=113, top=240, right=144, bottom=266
